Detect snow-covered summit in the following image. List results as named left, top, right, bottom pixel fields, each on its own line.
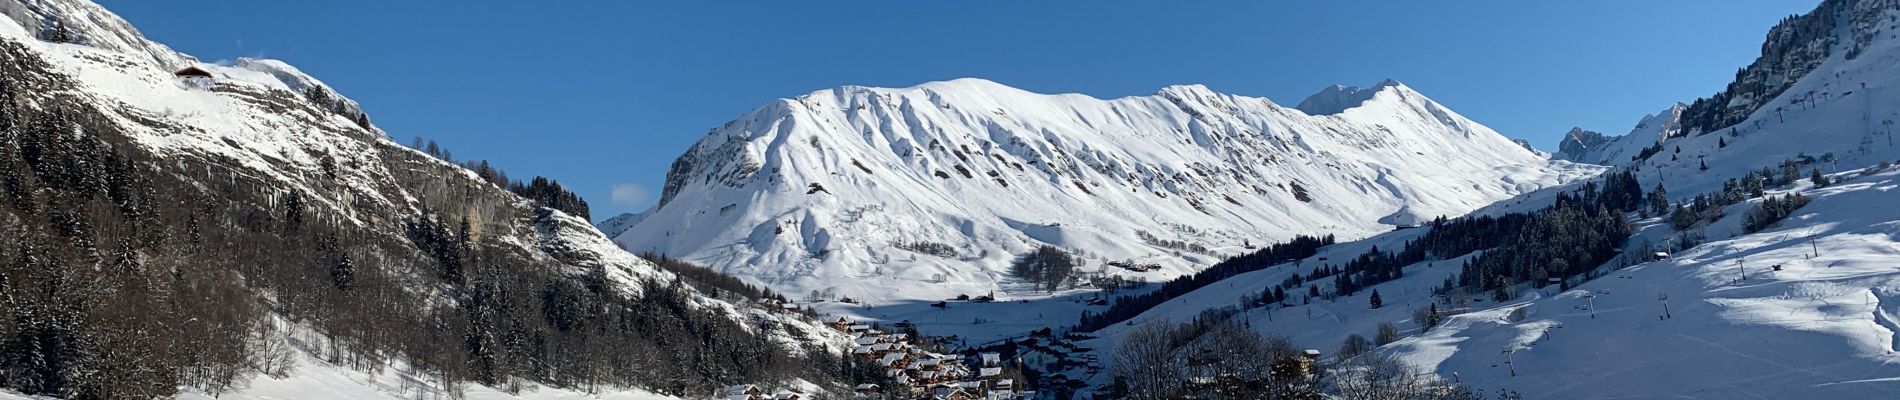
left=0, top=0, right=189, bottom=68
left=1293, top=78, right=1404, bottom=115
left=617, top=76, right=1596, bottom=303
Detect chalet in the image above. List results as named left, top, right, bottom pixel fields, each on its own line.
left=1652, top=252, right=1671, bottom=261
left=847, top=324, right=872, bottom=333
left=878, top=352, right=909, bottom=368
left=719, top=384, right=763, bottom=400
left=979, top=352, right=1002, bottom=366
left=770, top=392, right=803, bottom=400
left=979, top=367, right=1002, bottom=378
left=1297, top=349, right=1323, bottom=376
left=932, top=387, right=980, bottom=400
left=995, top=379, right=1014, bottom=391
left=827, top=317, right=850, bottom=331
left=854, top=384, right=880, bottom=394
left=172, top=66, right=214, bottom=78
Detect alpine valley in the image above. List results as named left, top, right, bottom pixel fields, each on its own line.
left=4, top=0, right=1900, bottom=399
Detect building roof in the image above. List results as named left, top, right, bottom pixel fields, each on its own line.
left=979, top=352, right=1002, bottom=364
left=173, top=66, right=214, bottom=78
left=878, top=353, right=907, bottom=366
left=721, top=384, right=760, bottom=395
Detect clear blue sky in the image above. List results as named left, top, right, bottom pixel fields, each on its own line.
left=98, top=0, right=1819, bottom=220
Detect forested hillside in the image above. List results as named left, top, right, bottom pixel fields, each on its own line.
left=0, top=1, right=860, bottom=398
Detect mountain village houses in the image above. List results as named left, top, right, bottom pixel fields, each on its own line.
left=717, top=315, right=1024, bottom=399
left=834, top=316, right=1024, bottom=399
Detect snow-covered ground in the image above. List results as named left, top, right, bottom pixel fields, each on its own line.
left=616, top=76, right=1598, bottom=305
left=1, top=349, right=684, bottom=400
left=1082, top=2, right=1900, bottom=397
left=1396, top=167, right=1900, bottom=398
left=1080, top=167, right=1900, bottom=399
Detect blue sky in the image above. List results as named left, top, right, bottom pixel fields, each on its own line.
left=98, top=0, right=1820, bottom=220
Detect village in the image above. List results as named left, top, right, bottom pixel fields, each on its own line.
left=715, top=306, right=1030, bottom=400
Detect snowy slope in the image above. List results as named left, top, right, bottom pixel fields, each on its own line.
left=0, top=0, right=852, bottom=397
left=614, top=76, right=1597, bottom=304
left=1095, top=167, right=1900, bottom=398
left=1091, top=0, right=1900, bottom=397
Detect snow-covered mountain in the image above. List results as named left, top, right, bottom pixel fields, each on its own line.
left=0, top=1, right=849, bottom=398
left=611, top=77, right=1597, bottom=303
left=1086, top=0, right=1900, bottom=398
left=1551, top=104, right=1687, bottom=165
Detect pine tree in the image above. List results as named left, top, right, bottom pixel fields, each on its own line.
left=1648, top=183, right=1669, bottom=215
left=1810, top=169, right=1830, bottom=187
left=1780, top=159, right=1801, bottom=184
left=1368, top=290, right=1383, bottom=309
left=1670, top=204, right=1698, bottom=230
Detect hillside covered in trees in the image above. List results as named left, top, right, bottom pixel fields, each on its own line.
left=0, top=3, right=867, bottom=398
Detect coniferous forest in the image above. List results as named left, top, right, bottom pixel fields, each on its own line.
left=0, top=40, right=854, bottom=399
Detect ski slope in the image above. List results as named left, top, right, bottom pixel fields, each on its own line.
left=1087, top=1, right=1900, bottom=397
left=1393, top=167, right=1900, bottom=398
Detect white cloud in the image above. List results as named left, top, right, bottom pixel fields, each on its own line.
left=610, top=183, right=649, bottom=206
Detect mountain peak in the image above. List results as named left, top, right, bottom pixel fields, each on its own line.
left=1294, top=79, right=1407, bottom=115
left=897, top=77, right=1017, bottom=93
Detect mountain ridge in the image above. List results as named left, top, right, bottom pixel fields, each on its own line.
left=615, top=75, right=1598, bottom=303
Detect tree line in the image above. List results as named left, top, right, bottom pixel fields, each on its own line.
left=409, top=136, right=592, bottom=221
left=1076, top=234, right=1334, bottom=332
